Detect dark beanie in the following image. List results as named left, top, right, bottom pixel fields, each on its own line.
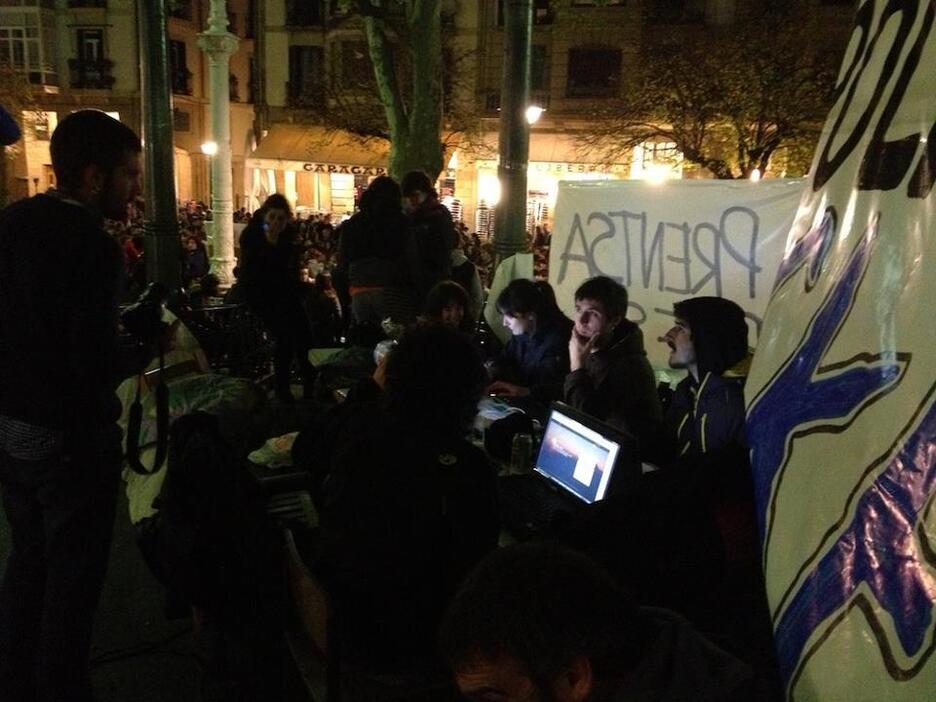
left=673, top=297, right=748, bottom=377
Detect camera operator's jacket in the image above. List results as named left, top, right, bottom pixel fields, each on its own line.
left=0, top=193, right=124, bottom=434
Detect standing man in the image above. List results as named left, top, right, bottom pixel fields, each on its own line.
left=401, top=170, right=456, bottom=302
left=0, top=110, right=145, bottom=702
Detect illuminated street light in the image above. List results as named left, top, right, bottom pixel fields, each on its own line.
left=749, top=167, right=762, bottom=182
left=525, top=105, right=545, bottom=125
left=201, top=141, right=218, bottom=156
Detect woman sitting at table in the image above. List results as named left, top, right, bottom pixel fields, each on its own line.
left=487, top=278, right=572, bottom=402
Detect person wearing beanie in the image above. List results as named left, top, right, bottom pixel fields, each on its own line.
left=661, top=296, right=750, bottom=463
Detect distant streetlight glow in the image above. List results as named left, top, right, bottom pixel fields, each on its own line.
left=201, top=141, right=218, bottom=156
left=749, top=167, right=762, bottom=182
left=644, top=164, right=670, bottom=185
left=525, top=106, right=545, bottom=125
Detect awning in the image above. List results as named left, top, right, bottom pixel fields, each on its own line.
left=248, top=125, right=389, bottom=171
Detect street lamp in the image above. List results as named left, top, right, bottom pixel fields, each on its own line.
left=201, top=140, right=217, bottom=208
left=525, top=105, right=545, bottom=125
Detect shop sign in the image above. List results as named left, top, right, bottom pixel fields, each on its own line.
left=302, top=162, right=387, bottom=176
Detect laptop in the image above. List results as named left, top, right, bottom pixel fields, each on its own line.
left=499, top=402, right=639, bottom=538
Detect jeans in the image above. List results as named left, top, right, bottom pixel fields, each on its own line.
left=0, top=425, right=121, bottom=702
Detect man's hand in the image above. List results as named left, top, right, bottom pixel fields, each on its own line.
left=486, top=380, right=531, bottom=398
left=569, top=330, right=597, bottom=372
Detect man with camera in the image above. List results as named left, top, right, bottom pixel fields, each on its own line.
left=0, top=110, right=148, bottom=702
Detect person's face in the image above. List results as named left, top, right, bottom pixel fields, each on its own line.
left=264, top=208, right=289, bottom=241
left=502, top=312, right=534, bottom=336
left=573, top=298, right=614, bottom=340
left=455, top=655, right=593, bottom=702
left=403, top=190, right=427, bottom=212
left=663, top=317, right=696, bottom=370
left=442, top=302, right=465, bottom=328
left=98, top=151, right=142, bottom=221
left=186, top=237, right=197, bottom=251
left=455, top=657, right=544, bottom=702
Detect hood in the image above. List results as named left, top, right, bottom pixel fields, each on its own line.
left=673, top=297, right=748, bottom=377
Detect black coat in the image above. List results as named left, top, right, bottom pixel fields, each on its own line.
left=0, top=194, right=124, bottom=432
left=408, top=198, right=455, bottom=297
left=492, top=317, right=573, bottom=402
left=564, top=320, right=663, bottom=459
left=294, top=400, right=499, bottom=670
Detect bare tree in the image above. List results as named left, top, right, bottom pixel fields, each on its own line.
left=579, top=8, right=839, bottom=179
left=293, top=0, right=490, bottom=179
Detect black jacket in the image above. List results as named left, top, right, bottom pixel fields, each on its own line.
left=564, top=320, right=663, bottom=458
left=333, top=207, right=414, bottom=308
left=408, top=198, right=455, bottom=297
left=492, top=317, right=573, bottom=402
left=665, top=372, right=746, bottom=462
left=237, top=220, right=301, bottom=311
left=0, top=194, right=124, bottom=432
left=294, top=400, right=499, bottom=669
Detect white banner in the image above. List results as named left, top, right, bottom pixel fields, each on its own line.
left=745, top=2, right=936, bottom=700
left=548, top=178, right=804, bottom=367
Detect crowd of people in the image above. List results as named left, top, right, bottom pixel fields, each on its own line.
left=0, top=108, right=776, bottom=702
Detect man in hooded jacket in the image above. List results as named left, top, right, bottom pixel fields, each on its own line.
left=660, top=296, right=749, bottom=465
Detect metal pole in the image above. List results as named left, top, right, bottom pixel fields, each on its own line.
left=198, top=0, right=239, bottom=286
left=493, top=0, right=532, bottom=263
left=139, top=0, right=181, bottom=289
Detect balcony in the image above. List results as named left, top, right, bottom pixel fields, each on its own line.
left=68, top=58, right=115, bottom=90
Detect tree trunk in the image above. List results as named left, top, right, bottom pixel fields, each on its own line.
left=364, top=0, right=443, bottom=181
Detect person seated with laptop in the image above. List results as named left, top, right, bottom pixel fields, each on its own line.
left=292, top=323, right=499, bottom=673
left=487, top=278, right=573, bottom=405
left=440, top=543, right=754, bottom=702
left=564, top=276, right=663, bottom=461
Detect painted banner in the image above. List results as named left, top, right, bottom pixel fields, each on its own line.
left=549, top=178, right=804, bottom=368
left=745, top=2, right=936, bottom=700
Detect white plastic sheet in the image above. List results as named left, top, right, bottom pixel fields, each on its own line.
left=745, top=2, right=936, bottom=698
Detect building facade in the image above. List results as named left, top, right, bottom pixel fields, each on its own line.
left=0, top=0, right=256, bottom=207
left=250, top=0, right=855, bottom=230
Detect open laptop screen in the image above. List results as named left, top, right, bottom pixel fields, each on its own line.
left=534, top=404, right=623, bottom=504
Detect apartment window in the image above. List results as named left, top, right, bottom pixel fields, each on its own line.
left=169, top=39, right=191, bottom=94
left=76, top=27, right=103, bottom=61
left=169, top=0, right=192, bottom=21
left=647, top=0, right=704, bottom=23
left=566, top=47, right=621, bottom=97
left=70, top=27, right=113, bottom=88
left=172, top=107, right=191, bottom=132
left=0, top=12, right=57, bottom=85
left=244, top=0, right=255, bottom=37
left=531, top=44, right=548, bottom=91
left=497, top=0, right=553, bottom=26
left=288, top=45, right=324, bottom=102
left=630, top=140, right=683, bottom=180
left=336, top=41, right=371, bottom=87
left=286, top=0, right=323, bottom=25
